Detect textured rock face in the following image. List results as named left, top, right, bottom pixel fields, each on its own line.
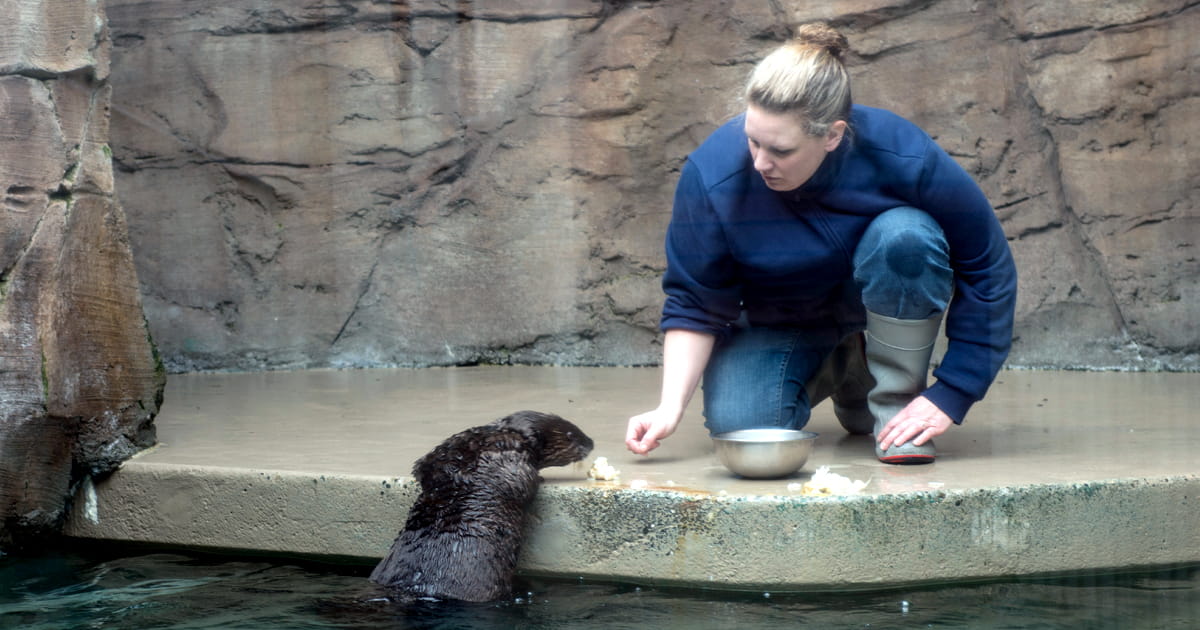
left=106, top=0, right=1197, bottom=371
left=0, top=0, right=164, bottom=545
left=1009, top=2, right=1198, bottom=364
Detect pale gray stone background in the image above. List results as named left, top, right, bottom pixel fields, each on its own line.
left=104, top=0, right=1198, bottom=372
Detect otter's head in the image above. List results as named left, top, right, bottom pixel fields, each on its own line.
left=494, top=410, right=594, bottom=469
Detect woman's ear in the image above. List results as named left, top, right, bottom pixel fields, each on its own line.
left=824, top=120, right=847, bottom=152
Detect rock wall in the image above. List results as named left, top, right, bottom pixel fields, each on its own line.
left=0, top=0, right=165, bottom=545
left=105, top=0, right=1198, bottom=371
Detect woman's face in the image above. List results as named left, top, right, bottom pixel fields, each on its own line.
left=744, top=105, right=846, bottom=192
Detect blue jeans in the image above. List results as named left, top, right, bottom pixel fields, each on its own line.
left=702, top=207, right=953, bottom=435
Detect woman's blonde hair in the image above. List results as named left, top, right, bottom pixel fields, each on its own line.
left=744, top=23, right=852, bottom=137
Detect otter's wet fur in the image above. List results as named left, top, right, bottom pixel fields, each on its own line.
left=369, top=410, right=594, bottom=602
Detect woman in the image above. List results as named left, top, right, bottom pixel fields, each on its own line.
left=625, top=23, right=1017, bottom=464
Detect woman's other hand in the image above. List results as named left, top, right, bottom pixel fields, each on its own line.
left=875, top=395, right=952, bottom=451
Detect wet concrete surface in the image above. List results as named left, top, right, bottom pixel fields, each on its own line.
left=65, top=367, right=1200, bottom=590
left=122, top=366, right=1197, bottom=493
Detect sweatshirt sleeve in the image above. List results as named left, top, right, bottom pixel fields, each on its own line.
left=660, top=159, right=742, bottom=334
left=917, top=139, right=1019, bottom=423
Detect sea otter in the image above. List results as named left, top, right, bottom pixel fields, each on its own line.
left=369, top=410, right=594, bottom=602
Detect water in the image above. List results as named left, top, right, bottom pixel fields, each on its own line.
left=2, top=548, right=1197, bottom=629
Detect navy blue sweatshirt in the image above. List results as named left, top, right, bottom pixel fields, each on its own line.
left=660, top=105, right=1018, bottom=423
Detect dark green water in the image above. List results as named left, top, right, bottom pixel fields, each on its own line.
left=1, top=548, right=1196, bottom=629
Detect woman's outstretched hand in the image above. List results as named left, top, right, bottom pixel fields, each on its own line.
left=625, top=406, right=682, bottom=455
left=626, top=329, right=714, bottom=456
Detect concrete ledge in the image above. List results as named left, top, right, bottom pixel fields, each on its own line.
left=61, top=367, right=1200, bottom=591
left=68, top=464, right=418, bottom=563
left=67, top=462, right=1200, bottom=591
left=523, top=477, right=1200, bottom=590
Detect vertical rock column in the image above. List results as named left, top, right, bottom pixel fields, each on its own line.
left=0, top=0, right=165, bottom=547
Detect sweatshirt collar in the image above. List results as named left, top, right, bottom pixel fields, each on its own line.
left=788, top=137, right=849, bottom=202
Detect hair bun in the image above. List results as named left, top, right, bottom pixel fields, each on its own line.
left=794, top=23, right=849, bottom=62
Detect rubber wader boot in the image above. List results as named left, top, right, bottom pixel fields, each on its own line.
left=864, top=310, right=944, bottom=464
left=804, top=333, right=875, bottom=435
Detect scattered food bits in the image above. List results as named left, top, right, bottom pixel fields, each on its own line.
left=629, top=479, right=649, bottom=489
left=801, top=466, right=869, bottom=496
left=587, top=456, right=620, bottom=481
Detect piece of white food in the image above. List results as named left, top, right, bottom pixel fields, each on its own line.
left=801, top=465, right=868, bottom=496
left=588, top=456, right=620, bottom=481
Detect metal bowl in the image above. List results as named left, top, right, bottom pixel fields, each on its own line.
left=712, top=428, right=818, bottom=479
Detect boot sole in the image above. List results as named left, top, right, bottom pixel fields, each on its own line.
left=878, top=453, right=935, bottom=465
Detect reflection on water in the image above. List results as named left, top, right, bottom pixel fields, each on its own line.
left=1, top=549, right=1197, bottom=629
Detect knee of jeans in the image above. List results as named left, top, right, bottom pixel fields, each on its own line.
left=869, top=205, right=936, bottom=232
left=703, top=407, right=753, bottom=435
left=883, top=230, right=935, bottom=278
left=856, top=210, right=948, bottom=278
left=702, top=399, right=811, bottom=435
